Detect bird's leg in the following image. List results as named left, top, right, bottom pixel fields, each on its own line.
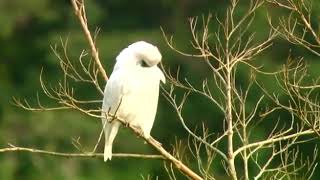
left=129, top=124, right=145, bottom=138
left=124, top=120, right=130, bottom=127
left=136, top=127, right=145, bottom=138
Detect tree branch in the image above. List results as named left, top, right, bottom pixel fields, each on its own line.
left=70, top=0, right=108, bottom=81
left=0, top=145, right=164, bottom=159
left=106, top=112, right=204, bottom=180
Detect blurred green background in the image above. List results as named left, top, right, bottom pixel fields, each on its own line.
left=1, top=0, right=320, bottom=179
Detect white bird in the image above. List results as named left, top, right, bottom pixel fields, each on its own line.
left=101, top=41, right=166, bottom=161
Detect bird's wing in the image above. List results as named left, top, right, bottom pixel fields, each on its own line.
left=101, top=69, right=126, bottom=161
left=102, top=69, right=127, bottom=115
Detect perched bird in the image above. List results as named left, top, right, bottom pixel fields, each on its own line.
left=101, top=41, right=165, bottom=161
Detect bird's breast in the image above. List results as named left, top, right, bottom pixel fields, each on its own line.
left=119, top=67, right=160, bottom=123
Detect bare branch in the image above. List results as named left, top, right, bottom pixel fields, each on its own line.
left=0, top=144, right=164, bottom=159
left=70, top=0, right=108, bottom=80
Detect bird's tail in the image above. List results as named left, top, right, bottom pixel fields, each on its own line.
left=103, top=119, right=120, bottom=161
left=103, top=143, right=112, bottom=162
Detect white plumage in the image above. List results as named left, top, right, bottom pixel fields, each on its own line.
left=101, top=41, right=165, bottom=161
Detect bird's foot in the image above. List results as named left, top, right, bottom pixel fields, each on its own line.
left=124, top=121, right=130, bottom=127
left=137, top=128, right=145, bottom=138
left=130, top=124, right=148, bottom=138
left=107, top=115, right=117, bottom=123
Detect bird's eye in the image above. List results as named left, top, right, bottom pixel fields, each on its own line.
left=140, top=60, right=149, bottom=67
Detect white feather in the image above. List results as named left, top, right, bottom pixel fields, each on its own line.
left=101, top=41, right=165, bottom=161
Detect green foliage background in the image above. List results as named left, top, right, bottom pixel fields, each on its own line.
left=0, top=0, right=320, bottom=179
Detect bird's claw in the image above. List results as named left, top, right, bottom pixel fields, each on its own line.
left=108, top=115, right=117, bottom=123
left=130, top=124, right=147, bottom=138
left=124, top=121, right=130, bottom=127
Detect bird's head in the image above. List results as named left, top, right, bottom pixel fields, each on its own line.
left=114, top=41, right=162, bottom=70
left=128, top=41, right=162, bottom=67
